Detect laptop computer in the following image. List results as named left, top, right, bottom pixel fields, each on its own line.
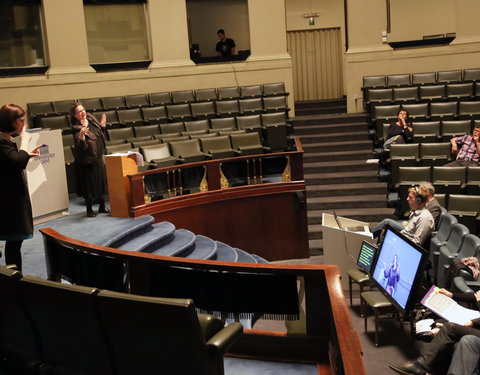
left=356, top=240, right=379, bottom=274
left=333, top=209, right=369, bottom=232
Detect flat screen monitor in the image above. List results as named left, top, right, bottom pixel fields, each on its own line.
left=371, top=225, right=427, bottom=314
left=357, top=241, right=378, bottom=274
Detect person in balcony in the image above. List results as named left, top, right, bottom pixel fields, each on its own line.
left=384, top=109, right=414, bottom=150
left=69, top=102, right=110, bottom=217
left=216, top=29, right=236, bottom=57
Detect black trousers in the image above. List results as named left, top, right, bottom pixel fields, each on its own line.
left=5, top=240, right=23, bottom=272
left=443, top=159, right=478, bottom=167
left=418, top=322, right=480, bottom=372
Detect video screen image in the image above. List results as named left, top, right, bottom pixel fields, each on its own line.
left=372, top=229, right=423, bottom=309
left=357, top=241, right=377, bottom=273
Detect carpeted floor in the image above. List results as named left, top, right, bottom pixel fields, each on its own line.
left=224, top=357, right=318, bottom=374
left=0, top=197, right=423, bottom=375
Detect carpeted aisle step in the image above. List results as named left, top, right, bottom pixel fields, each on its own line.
left=307, top=195, right=387, bottom=210
left=96, top=215, right=155, bottom=247
left=303, top=149, right=373, bottom=163
left=295, top=131, right=368, bottom=143
left=306, top=182, right=386, bottom=197
left=234, top=248, right=257, bottom=263
left=305, top=170, right=378, bottom=185
left=185, top=235, right=217, bottom=260
left=302, top=140, right=373, bottom=152
left=293, top=122, right=367, bottom=135
left=214, top=241, right=239, bottom=262
left=150, top=229, right=196, bottom=257
left=251, top=254, right=269, bottom=264
left=303, top=160, right=378, bottom=173
left=115, top=221, right=176, bottom=252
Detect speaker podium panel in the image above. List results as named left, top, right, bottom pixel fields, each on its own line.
left=20, top=129, right=69, bottom=224
left=105, top=154, right=140, bottom=218
left=321, top=213, right=375, bottom=290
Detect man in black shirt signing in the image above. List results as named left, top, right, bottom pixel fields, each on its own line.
left=216, top=29, right=236, bottom=57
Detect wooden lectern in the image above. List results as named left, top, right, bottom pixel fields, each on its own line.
left=105, top=154, right=139, bottom=218
left=322, top=213, right=375, bottom=290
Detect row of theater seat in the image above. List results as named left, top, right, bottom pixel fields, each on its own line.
left=36, top=98, right=291, bottom=132
left=363, top=68, right=480, bottom=89
left=27, top=82, right=289, bottom=123
left=429, top=213, right=480, bottom=288
left=378, top=119, right=479, bottom=144
left=394, top=166, right=480, bottom=193
left=0, top=265, right=242, bottom=375
left=64, top=132, right=275, bottom=193
left=389, top=166, right=480, bottom=226
left=372, top=101, right=480, bottom=124
left=386, top=144, right=473, bottom=188
left=365, top=82, right=480, bottom=108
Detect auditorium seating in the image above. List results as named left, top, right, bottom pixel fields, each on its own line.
left=218, top=86, right=241, bottom=100
left=191, top=101, right=217, bottom=119
left=240, top=84, right=263, bottom=98
left=447, top=194, right=480, bottom=232
left=39, top=115, right=71, bottom=133
left=134, top=124, right=160, bottom=137
left=0, top=265, right=242, bottom=375
left=435, top=223, right=470, bottom=286
left=262, top=82, right=289, bottom=97
left=38, top=224, right=365, bottom=375
left=438, top=70, right=463, bottom=84
left=27, top=83, right=292, bottom=159
left=172, top=90, right=196, bottom=104
left=195, top=88, right=218, bottom=102
left=63, top=146, right=76, bottom=194
left=52, top=99, right=76, bottom=115
left=31, top=83, right=293, bottom=198
left=363, top=69, right=480, bottom=151
left=125, top=94, right=150, bottom=109
left=102, top=96, right=127, bottom=111
left=412, top=121, right=440, bottom=143
left=419, top=85, right=445, bottom=102
left=419, top=143, right=452, bottom=166
left=231, top=132, right=268, bottom=155
left=429, top=213, right=458, bottom=279
left=149, top=92, right=172, bottom=106
left=116, top=108, right=145, bottom=127
left=80, top=97, right=104, bottom=112
left=170, top=139, right=207, bottom=163
left=201, top=136, right=237, bottom=159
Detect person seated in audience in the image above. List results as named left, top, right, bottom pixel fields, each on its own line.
left=447, top=335, right=480, bottom=375
left=384, top=109, right=414, bottom=150
left=398, top=185, right=435, bottom=246
left=389, top=288, right=480, bottom=375
left=216, top=29, right=236, bottom=57
left=372, top=182, right=439, bottom=241
left=445, top=125, right=480, bottom=167
left=69, top=102, right=110, bottom=217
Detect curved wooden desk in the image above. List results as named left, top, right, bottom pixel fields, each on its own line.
left=40, top=227, right=366, bottom=375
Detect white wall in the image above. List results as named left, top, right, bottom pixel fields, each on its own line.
left=0, top=0, right=294, bottom=116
